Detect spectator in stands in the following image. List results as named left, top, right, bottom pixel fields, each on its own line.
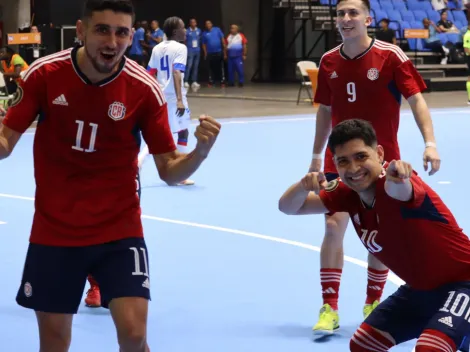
left=0, top=47, right=29, bottom=93
left=185, top=18, right=202, bottom=89
left=226, top=24, right=247, bottom=87
left=376, top=19, right=396, bottom=45
left=202, top=20, right=226, bottom=87
left=147, top=20, right=164, bottom=52
left=128, top=21, right=149, bottom=67
left=423, top=18, right=450, bottom=64
left=437, top=10, right=460, bottom=33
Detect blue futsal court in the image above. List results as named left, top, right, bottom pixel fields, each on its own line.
left=0, top=107, right=468, bottom=351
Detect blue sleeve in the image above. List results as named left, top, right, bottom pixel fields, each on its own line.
left=136, top=29, right=144, bottom=41
left=201, top=32, right=207, bottom=44
left=157, top=29, right=164, bottom=39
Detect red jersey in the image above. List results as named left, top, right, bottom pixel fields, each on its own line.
left=319, top=165, right=470, bottom=290
left=3, top=47, right=176, bottom=247
left=314, top=39, right=427, bottom=174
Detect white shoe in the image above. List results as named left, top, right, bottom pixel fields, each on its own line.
left=184, top=82, right=190, bottom=88
left=440, top=57, right=448, bottom=65
left=191, top=82, right=201, bottom=88
left=178, top=179, right=195, bottom=186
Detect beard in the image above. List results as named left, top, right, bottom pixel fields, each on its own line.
left=83, top=38, right=120, bottom=74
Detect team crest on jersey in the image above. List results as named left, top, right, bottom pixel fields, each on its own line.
left=325, top=179, right=339, bottom=192
left=9, top=86, right=23, bottom=107
left=108, top=101, right=126, bottom=121
left=367, top=68, right=379, bottom=81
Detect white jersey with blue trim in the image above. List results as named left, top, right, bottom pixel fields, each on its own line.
left=148, top=40, right=188, bottom=105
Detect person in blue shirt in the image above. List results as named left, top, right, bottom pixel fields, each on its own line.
left=148, top=20, right=164, bottom=51
left=202, top=20, right=226, bottom=87
left=128, top=21, right=149, bottom=67
left=184, top=18, right=202, bottom=89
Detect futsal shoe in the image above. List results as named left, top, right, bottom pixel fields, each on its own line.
left=312, top=304, right=340, bottom=337
left=178, top=179, right=195, bottom=186
left=363, top=300, right=380, bottom=319
left=84, top=284, right=101, bottom=308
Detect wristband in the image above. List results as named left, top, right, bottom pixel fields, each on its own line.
left=425, top=142, right=437, bottom=148
left=312, top=153, right=322, bottom=160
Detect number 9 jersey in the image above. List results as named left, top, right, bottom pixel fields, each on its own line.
left=2, top=47, right=176, bottom=247
left=314, top=39, right=427, bottom=174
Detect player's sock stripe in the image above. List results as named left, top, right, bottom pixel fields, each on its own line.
left=353, top=333, right=387, bottom=351
left=23, top=51, right=72, bottom=82
left=416, top=341, right=452, bottom=352
left=351, top=336, right=382, bottom=351
left=367, top=274, right=388, bottom=281
left=320, top=279, right=341, bottom=282
left=320, top=273, right=342, bottom=278
left=122, top=67, right=165, bottom=106
left=419, top=334, right=454, bottom=352
left=357, top=328, right=392, bottom=351
left=124, top=61, right=166, bottom=105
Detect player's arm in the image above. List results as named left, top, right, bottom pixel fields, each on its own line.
left=279, top=172, right=330, bottom=215
left=0, top=124, right=21, bottom=159
left=309, top=60, right=332, bottom=172
left=384, top=160, right=414, bottom=201
left=153, top=115, right=221, bottom=185
left=393, top=53, right=440, bottom=175
left=172, top=46, right=187, bottom=116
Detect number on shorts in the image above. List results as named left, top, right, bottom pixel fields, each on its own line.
left=130, top=247, right=149, bottom=277
left=347, top=82, right=356, bottom=102
left=160, top=55, right=170, bottom=80
left=440, top=291, right=470, bottom=320
left=72, top=120, right=98, bottom=153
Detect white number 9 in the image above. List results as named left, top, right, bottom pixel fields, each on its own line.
left=347, top=82, right=356, bottom=102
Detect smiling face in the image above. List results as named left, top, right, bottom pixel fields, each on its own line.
left=336, top=0, right=372, bottom=41
left=76, top=9, right=133, bottom=75
left=333, top=139, right=384, bottom=194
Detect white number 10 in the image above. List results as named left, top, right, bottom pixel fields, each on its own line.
left=72, top=120, right=98, bottom=152
left=347, top=82, right=356, bottom=102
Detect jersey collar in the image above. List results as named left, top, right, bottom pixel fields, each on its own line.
left=340, top=38, right=375, bottom=60
left=70, top=45, right=125, bottom=87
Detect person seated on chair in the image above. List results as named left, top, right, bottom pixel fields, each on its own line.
left=0, top=47, right=29, bottom=93
left=423, top=18, right=450, bottom=64
left=376, top=19, right=396, bottom=45
left=437, top=10, right=460, bottom=33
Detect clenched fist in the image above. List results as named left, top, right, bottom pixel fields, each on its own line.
left=386, top=160, right=413, bottom=183
left=194, top=115, right=221, bottom=158
left=301, top=172, right=328, bottom=194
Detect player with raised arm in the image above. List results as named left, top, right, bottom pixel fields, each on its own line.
left=138, top=16, right=194, bottom=186
left=0, top=1, right=220, bottom=351
left=280, top=119, right=470, bottom=352
left=308, top=0, right=441, bottom=336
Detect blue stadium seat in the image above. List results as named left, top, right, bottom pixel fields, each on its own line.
left=400, top=10, right=415, bottom=22
left=400, top=20, right=411, bottom=37
left=453, top=10, right=468, bottom=24
left=374, top=9, right=389, bottom=22
left=445, top=32, right=462, bottom=44
left=408, top=38, right=425, bottom=50
left=388, top=21, right=401, bottom=38
left=410, top=20, right=424, bottom=29
left=437, top=32, right=449, bottom=44
left=446, top=11, right=455, bottom=22
left=454, top=20, right=463, bottom=29
left=426, top=9, right=440, bottom=23
left=370, top=0, right=381, bottom=10
left=380, top=1, right=394, bottom=10
left=407, top=0, right=426, bottom=11
left=412, top=10, right=428, bottom=22
left=393, top=1, right=407, bottom=11
left=387, top=9, right=403, bottom=21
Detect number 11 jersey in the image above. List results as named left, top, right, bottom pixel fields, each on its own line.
left=3, top=47, right=176, bottom=247
left=314, top=39, right=427, bottom=174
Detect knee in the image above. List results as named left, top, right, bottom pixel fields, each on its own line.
left=415, top=329, right=457, bottom=352
left=349, top=322, right=394, bottom=351
left=36, top=313, right=72, bottom=352
left=117, top=323, right=147, bottom=352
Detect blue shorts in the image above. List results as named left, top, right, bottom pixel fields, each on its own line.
left=365, top=282, right=470, bottom=351
left=16, top=237, right=151, bottom=314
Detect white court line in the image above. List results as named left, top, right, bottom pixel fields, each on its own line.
left=0, top=192, right=404, bottom=287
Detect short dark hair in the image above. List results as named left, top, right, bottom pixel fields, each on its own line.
left=337, top=0, right=371, bottom=12
left=328, top=119, right=377, bottom=154
left=82, top=0, right=135, bottom=21
left=163, top=16, right=182, bottom=39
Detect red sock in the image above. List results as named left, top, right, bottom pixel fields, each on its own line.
left=366, top=267, right=388, bottom=304
left=416, top=329, right=456, bottom=351
left=88, top=275, right=99, bottom=287
left=350, top=322, right=395, bottom=351
left=320, top=268, right=342, bottom=311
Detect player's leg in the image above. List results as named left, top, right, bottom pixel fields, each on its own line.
left=350, top=284, right=424, bottom=351
left=235, top=56, right=245, bottom=87
left=364, top=253, right=389, bottom=319
left=416, top=284, right=470, bottom=352
left=171, top=104, right=194, bottom=186
left=84, top=274, right=101, bottom=308
left=91, top=238, right=151, bottom=352
left=16, top=243, right=89, bottom=351
left=227, top=57, right=235, bottom=86
left=312, top=210, right=349, bottom=336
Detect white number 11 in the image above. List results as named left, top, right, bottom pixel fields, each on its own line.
left=72, top=120, right=98, bottom=152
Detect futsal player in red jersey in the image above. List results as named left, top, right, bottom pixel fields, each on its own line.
left=280, top=119, right=470, bottom=352
left=308, top=0, right=441, bottom=335
left=0, top=0, right=221, bottom=351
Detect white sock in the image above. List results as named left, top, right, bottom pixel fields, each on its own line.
left=138, top=145, right=149, bottom=168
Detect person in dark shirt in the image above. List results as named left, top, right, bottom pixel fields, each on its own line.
left=437, top=10, right=460, bottom=33
left=376, top=19, right=396, bottom=45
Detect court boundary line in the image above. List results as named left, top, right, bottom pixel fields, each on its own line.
left=0, top=192, right=404, bottom=287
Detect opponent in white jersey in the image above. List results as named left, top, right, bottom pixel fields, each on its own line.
left=139, top=16, right=194, bottom=185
